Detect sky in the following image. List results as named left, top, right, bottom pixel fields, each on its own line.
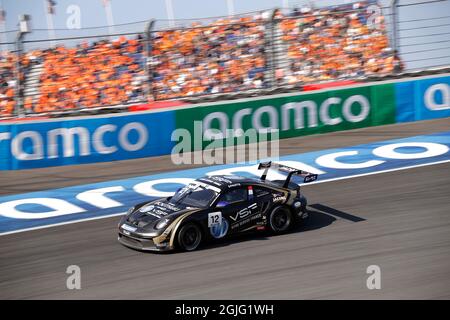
left=1, top=0, right=449, bottom=70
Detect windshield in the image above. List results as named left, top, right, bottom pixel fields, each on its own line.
left=169, top=183, right=219, bottom=208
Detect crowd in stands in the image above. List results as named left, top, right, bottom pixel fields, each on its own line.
left=0, top=0, right=403, bottom=117
left=0, top=51, right=17, bottom=117
left=0, top=36, right=146, bottom=117
left=0, top=50, right=42, bottom=117
left=278, top=1, right=403, bottom=84
left=35, top=36, right=146, bottom=113
left=150, top=15, right=267, bottom=100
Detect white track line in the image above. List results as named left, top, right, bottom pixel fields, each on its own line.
left=303, top=159, right=450, bottom=186
left=0, top=212, right=126, bottom=236
left=1, top=159, right=449, bottom=237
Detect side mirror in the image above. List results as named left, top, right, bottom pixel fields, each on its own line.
left=216, top=201, right=228, bottom=208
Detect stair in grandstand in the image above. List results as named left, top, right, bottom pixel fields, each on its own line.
left=264, top=21, right=290, bottom=88
left=23, top=62, right=43, bottom=104
left=273, top=23, right=290, bottom=86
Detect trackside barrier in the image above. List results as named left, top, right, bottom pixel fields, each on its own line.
left=0, top=74, right=449, bottom=170
left=0, top=110, right=176, bottom=170
left=175, top=83, right=396, bottom=150
left=395, top=75, right=450, bottom=122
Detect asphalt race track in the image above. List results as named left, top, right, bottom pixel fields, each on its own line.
left=1, top=118, right=449, bottom=299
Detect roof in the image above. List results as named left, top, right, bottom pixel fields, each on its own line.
left=196, top=174, right=300, bottom=191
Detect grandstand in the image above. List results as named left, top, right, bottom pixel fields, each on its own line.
left=278, top=2, right=401, bottom=84
left=0, top=0, right=441, bottom=118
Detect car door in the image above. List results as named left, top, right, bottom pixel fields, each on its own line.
left=252, top=186, right=273, bottom=220
left=216, top=186, right=262, bottom=234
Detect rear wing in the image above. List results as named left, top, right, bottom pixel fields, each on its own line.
left=257, top=161, right=318, bottom=188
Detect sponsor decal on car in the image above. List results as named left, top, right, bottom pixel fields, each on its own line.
left=198, top=178, right=221, bottom=187
left=273, top=195, right=287, bottom=203
left=231, top=212, right=262, bottom=230
left=139, top=204, right=169, bottom=218
left=121, top=224, right=137, bottom=232
left=228, top=183, right=241, bottom=188
left=139, top=204, right=155, bottom=213
left=210, top=176, right=233, bottom=184
left=229, top=203, right=258, bottom=222
left=209, top=217, right=229, bottom=239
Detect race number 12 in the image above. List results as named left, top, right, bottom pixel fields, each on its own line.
left=208, top=211, right=222, bottom=227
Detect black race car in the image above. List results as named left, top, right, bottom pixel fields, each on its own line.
left=118, top=161, right=318, bottom=252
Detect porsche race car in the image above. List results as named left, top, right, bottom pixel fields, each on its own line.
left=118, top=161, right=318, bottom=252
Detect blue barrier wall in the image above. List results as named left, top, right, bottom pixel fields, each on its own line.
left=0, top=110, right=176, bottom=170
left=1, top=74, right=449, bottom=170
left=396, top=75, right=450, bottom=122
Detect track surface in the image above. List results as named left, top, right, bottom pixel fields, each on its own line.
left=0, top=118, right=449, bottom=299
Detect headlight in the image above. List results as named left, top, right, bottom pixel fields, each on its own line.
left=126, top=206, right=135, bottom=215
left=155, top=218, right=171, bottom=230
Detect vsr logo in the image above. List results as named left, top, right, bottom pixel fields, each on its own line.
left=230, top=203, right=258, bottom=222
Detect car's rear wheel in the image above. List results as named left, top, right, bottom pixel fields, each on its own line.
left=269, top=206, right=293, bottom=233
left=177, top=223, right=202, bottom=251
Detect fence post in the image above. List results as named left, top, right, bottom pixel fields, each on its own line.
left=391, top=0, right=399, bottom=52
left=14, top=15, right=31, bottom=118
left=14, top=31, right=24, bottom=118
left=144, top=19, right=155, bottom=101
left=264, top=9, right=279, bottom=89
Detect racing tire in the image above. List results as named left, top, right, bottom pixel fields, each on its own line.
left=268, top=206, right=293, bottom=233
left=177, top=223, right=202, bottom=251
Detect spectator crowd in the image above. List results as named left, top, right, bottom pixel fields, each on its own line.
left=150, top=14, right=267, bottom=100
left=35, top=36, right=146, bottom=114
left=0, top=51, right=17, bottom=117
left=278, top=1, right=403, bottom=84
left=0, top=0, right=402, bottom=118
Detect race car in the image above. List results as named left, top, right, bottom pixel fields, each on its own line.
left=117, top=161, right=318, bottom=252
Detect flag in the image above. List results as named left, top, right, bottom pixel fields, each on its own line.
left=248, top=185, right=254, bottom=200
left=47, top=0, right=56, bottom=15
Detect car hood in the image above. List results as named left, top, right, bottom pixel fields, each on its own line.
left=125, top=199, right=198, bottom=228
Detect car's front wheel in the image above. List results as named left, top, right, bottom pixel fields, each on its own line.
left=177, top=223, right=202, bottom=251
left=268, top=206, right=293, bottom=233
